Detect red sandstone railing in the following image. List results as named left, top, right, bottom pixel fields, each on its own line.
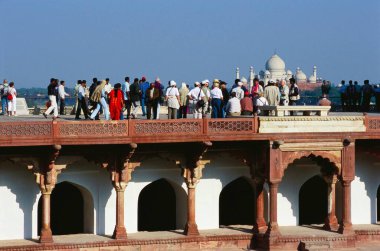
left=0, top=117, right=259, bottom=146
left=364, top=116, right=380, bottom=132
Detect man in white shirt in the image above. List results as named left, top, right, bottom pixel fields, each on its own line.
left=187, top=82, right=205, bottom=119
left=226, top=92, right=241, bottom=116
left=231, top=82, right=244, bottom=100
left=210, top=80, right=223, bottom=118
left=122, top=77, right=131, bottom=119
left=58, top=81, right=70, bottom=115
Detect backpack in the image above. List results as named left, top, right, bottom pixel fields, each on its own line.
left=2, top=86, right=9, bottom=97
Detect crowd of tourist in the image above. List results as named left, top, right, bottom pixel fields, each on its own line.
left=0, top=77, right=380, bottom=120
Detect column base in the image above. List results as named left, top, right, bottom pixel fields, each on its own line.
left=184, top=222, right=199, bottom=236
left=323, top=216, right=339, bottom=231
left=112, top=226, right=128, bottom=240
left=252, top=218, right=267, bottom=233
left=264, top=222, right=280, bottom=237
left=338, top=222, right=354, bottom=235
left=39, top=228, right=53, bottom=244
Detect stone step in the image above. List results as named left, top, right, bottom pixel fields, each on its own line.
left=299, top=240, right=332, bottom=251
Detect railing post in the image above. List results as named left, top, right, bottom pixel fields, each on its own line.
left=52, top=120, right=59, bottom=139
left=203, top=117, right=208, bottom=135
left=128, top=119, right=134, bottom=137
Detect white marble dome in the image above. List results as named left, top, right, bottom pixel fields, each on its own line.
left=295, top=68, right=307, bottom=82
left=265, top=54, right=286, bottom=72
left=309, top=75, right=317, bottom=83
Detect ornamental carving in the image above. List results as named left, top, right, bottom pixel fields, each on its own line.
left=0, top=122, right=52, bottom=137
left=208, top=120, right=253, bottom=133
left=59, top=122, right=128, bottom=136
left=368, top=118, right=380, bottom=130
left=260, top=116, right=364, bottom=121
left=134, top=121, right=201, bottom=135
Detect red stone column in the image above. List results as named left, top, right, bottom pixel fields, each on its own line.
left=265, top=182, right=280, bottom=237
left=184, top=186, right=199, bottom=236
left=253, top=182, right=267, bottom=233
left=39, top=192, right=53, bottom=243
left=338, top=179, right=354, bottom=235
left=324, top=176, right=339, bottom=231
left=112, top=182, right=128, bottom=240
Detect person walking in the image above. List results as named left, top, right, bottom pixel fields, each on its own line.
left=7, top=82, right=17, bottom=116
left=145, top=82, right=160, bottom=119
left=90, top=80, right=110, bottom=120
left=178, top=82, right=189, bottom=118
left=139, top=76, right=150, bottom=117
left=122, top=77, right=131, bottom=119
left=0, top=79, right=9, bottom=115
left=129, top=78, right=141, bottom=119
left=43, top=79, right=59, bottom=119
left=109, top=83, right=124, bottom=120
left=74, top=80, right=89, bottom=119
left=58, top=80, right=70, bottom=115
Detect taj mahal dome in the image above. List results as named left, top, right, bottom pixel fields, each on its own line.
left=237, top=53, right=320, bottom=89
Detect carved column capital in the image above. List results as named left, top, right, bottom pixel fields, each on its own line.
left=182, top=160, right=210, bottom=188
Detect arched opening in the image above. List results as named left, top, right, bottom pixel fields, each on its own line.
left=219, top=177, right=255, bottom=226
left=299, top=175, right=328, bottom=225
left=138, top=179, right=176, bottom=231
left=377, top=186, right=380, bottom=222
left=38, top=181, right=93, bottom=235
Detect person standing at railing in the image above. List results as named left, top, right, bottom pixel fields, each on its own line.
left=231, top=81, right=244, bottom=100
left=178, top=82, right=189, bottom=119
left=361, top=80, right=373, bottom=112
left=354, top=81, right=362, bottom=112
left=58, top=80, right=70, bottom=115
left=210, top=80, right=223, bottom=118
left=165, top=81, right=180, bottom=119
left=140, top=76, right=150, bottom=117
left=346, top=80, right=355, bottom=112
left=122, top=77, right=131, bottom=119
left=43, top=79, right=59, bottom=119
left=339, top=80, right=347, bottom=111
left=7, top=82, right=17, bottom=116
left=146, top=82, right=160, bottom=120
left=265, top=80, right=280, bottom=106
left=0, top=79, right=9, bottom=115
left=374, top=84, right=380, bottom=113
left=129, top=78, right=141, bottom=119
left=187, top=81, right=205, bottom=119
left=279, top=79, right=289, bottom=106
left=220, top=81, right=229, bottom=118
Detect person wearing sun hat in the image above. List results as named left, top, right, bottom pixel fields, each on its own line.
left=264, top=79, right=280, bottom=106
left=165, top=80, right=180, bottom=119
left=210, top=80, right=223, bottom=118
left=187, top=81, right=205, bottom=119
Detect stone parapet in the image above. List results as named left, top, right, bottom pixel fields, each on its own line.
left=259, top=116, right=366, bottom=133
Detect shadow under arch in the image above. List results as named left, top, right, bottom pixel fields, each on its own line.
left=299, top=175, right=328, bottom=225
left=219, top=176, right=255, bottom=226
left=37, top=181, right=94, bottom=235
left=138, top=178, right=187, bottom=231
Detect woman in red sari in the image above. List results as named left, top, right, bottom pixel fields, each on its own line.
left=109, top=83, right=124, bottom=120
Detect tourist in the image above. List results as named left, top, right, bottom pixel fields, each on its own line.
left=346, top=80, right=355, bottom=111
left=71, top=80, right=81, bottom=115
left=178, top=82, right=189, bottom=118
left=109, top=83, right=124, bottom=120
left=354, top=81, right=362, bottom=112
left=44, top=78, right=59, bottom=119
left=129, top=78, right=141, bottom=119
left=339, top=80, right=347, bottom=111
left=289, top=78, right=300, bottom=106
left=255, top=92, right=269, bottom=115
left=187, top=81, right=205, bottom=119
left=165, top=81, right=180, bottom=119
left=7, top=82, right=17, bottom=116
left=89, top=78, right=98, bottom=100
left=0, top=79, right=9, bottom=115
left=321, top=80, right=331, bottom=95
left=140, top=76, right=150, bottom=117
left=74, top=80, right=89, bottom=120
left=361, top=80, right=373, bottom=112
left=122, top=77, right=131, bottom=119
left=220, top=81, right=229, bottom=118
left=210, top=80, right=223, bottom=118
left=154, top=78, right=164, bottom=119
left=90, top=80, right=110, bottom=120
left=240, top=77, right=249, bottom=92
left=251, top=78, right=263, bottom=98
left=201, top=80, right=211, bottom=115
left=374, top=84, right=380, bottom=113
left=58, top=80, right=70, bottom=115
left=225, top=92, right=241, bottom=117
left=240, top=91, right=253, bottom=116
left=231, top=81, right=244, bottom=100
left=146, top=82, right=160, bottom=119
left=279, top=79, right=289, bottom=106
left=264, top=80, right=280, bottom=106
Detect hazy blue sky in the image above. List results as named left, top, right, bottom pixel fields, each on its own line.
left=1, top=0, right=380, bottom=88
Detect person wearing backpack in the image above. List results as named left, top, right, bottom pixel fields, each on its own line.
left=0, top=79, right=9, bottom=115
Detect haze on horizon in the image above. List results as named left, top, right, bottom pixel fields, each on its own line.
left=1, top=0, right=380, bottom=88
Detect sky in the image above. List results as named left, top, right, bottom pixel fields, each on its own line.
left=1, top=0, right=380, bottom=88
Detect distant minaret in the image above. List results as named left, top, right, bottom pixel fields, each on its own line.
left=313, top=66, right=317, bottom=78
left=249, top=66, right=254, bottom=90
left=236, top=67, right=240, bottom=79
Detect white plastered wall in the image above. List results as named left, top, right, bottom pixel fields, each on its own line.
left=351, top=153, right=380, bottom=224
left=277, top=158, right=321, bottom=226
